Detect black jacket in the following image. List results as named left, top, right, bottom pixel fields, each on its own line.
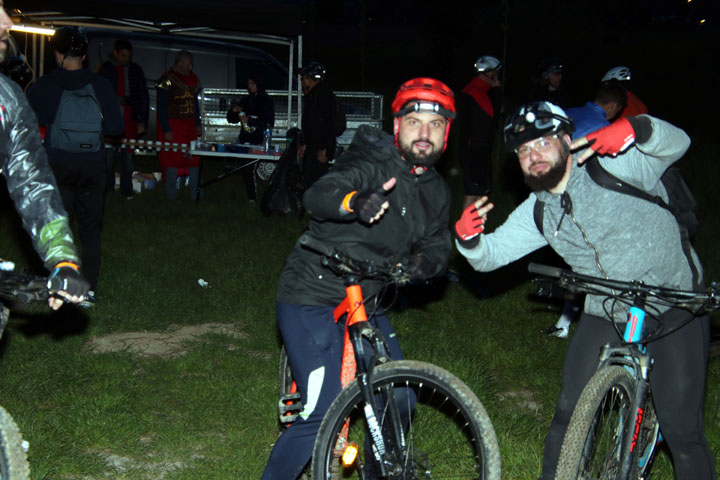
left=276, top=125, right=452, bottom=306
left=0, top=74, right=79, bottom=269
left=98, top=57, right=150, bottom=127
left=27, top=68, right=123, bottom=162
left=301, top=80, right=337, bottom=158
left=226, top=89, right=275, bottom=145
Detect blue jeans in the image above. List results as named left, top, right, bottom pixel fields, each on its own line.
left=262, top=302, right=405, bottom=480
left=164, top=166, right=199, bottom=200
left=105, top=147, right=134, bottom=196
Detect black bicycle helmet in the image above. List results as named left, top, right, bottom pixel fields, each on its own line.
left=504, top=101, right=574, bottom=150
left=50, top=27, right=88, bottom=57
left=300, top=62, right=326, bottom=80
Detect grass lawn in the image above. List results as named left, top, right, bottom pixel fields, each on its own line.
left=0, top=139, right=718, bottom=479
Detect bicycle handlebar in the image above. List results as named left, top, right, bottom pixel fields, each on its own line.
left=528, top=263, right=720, bottom=311
left=0, top=269, right=57, bottom=303
left=299, top=234, right=411, bottom=285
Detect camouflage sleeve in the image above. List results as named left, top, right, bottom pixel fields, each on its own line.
left=1, top=77, right=80, bottom=270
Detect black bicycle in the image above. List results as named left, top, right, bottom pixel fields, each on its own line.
left=529, top=263, right=719, bottom=480
left=277, top=235, right=501, bottom=479
left=0, top=266, right=61, bottom=480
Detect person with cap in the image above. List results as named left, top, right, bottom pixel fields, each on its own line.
left=297, top=61, right=340, bottom=189
left=526, top=57, right=568, bottom=108
left=226, top=74, right=275, bottom=201
left=602, top=65, right=648, bottom=118
left=0, top=5, right=90, bottom=310
left=457, top=55, right=503, bottom=206
left=98, top=38, right=149, bottom=199
left=27, top=27, right=123, bottom=304
left=454, top=101, right=714, bottom=479
left=261, top=77, right=456, bottom=480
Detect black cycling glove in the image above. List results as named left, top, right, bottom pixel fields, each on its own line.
left=405, top=254, right=437, bottom=281
left=48, top=262, right=90, bottom=298
left=349, top=188, right=388, bottom=224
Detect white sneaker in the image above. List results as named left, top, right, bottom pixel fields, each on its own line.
left=544, top=325, right=569, bottom=339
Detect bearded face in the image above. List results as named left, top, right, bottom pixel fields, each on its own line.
left=518, top=135, right=571, bottom=192
left=394, top=111, right=447, bottom=167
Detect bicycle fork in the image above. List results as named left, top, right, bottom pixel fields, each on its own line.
left=335, top=285, right=406, bottom=477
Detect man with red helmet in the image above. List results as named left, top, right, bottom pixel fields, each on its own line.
left=262, top=78, right=456, bottom=479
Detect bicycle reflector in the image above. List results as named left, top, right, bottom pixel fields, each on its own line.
left=341, top=442, right=359, bottom=466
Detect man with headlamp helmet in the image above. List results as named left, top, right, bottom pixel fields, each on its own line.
left=454, top=101, right=713, bottom=479
left=262, top=77, right=456, bottom=480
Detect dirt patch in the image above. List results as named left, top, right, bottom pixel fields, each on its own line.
left=497, top=388, right=542, bottom=412
left=85, top=322, right=249, bottom=358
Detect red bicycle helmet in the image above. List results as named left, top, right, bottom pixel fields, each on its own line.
left=391, top=77, right=456, bottom=120
left=392, top=78, right=456, bottom=152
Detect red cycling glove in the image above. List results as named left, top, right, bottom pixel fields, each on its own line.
left=455, top=203, right=485, bottom=242
left=585, top=118, right=635, bottom=156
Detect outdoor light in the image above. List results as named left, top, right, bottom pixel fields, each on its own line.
left=341, top=442, right=359, bottom=466
left=10, top=25, right=55, bottom=36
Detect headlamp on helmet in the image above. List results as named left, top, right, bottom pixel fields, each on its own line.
left=601, top=66, right=631, bottom=82
left=300, top=62, right=326, bottom=80
left=474, top=55, right=501, bottom=73
left=504, top=101, right=574, bottom=151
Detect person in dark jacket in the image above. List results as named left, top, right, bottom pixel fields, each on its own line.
left=98, top=39, right=149, bottom=198
left=297, top=62, right=339, bottom=189
left=262, top=78, right=456, bottom=480
left=0, top=6, right=89, bottom=310
left=526, top=57, right=569, bottom=109
left=226, top=74, right=275, bottom=201
left=27, top=27, right=123, bottom=301
left=457, top=55, right=503, bottom=206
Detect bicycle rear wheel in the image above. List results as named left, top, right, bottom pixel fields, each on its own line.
left=312, top=360, right=501, bottom=480
left=0, top=405, right=29, bottom=480
left=556, top=365, right=654, bottom=480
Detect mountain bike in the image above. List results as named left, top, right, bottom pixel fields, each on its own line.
left=528, top=263, right=719, bottom=480
left=0, top=266, right=61, bottom=480
left=277, top=234, right=501, bottom=480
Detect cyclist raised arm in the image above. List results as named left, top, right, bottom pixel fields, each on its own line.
left=454, top=101, right=714, bottom=479
left=262, top=77, right=456, bottom=480
left=0, top=4, right=89, bottom=310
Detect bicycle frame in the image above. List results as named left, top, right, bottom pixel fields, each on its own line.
left=333, top=277, right=406, bottom=477
left=593, top=302, right=659, bottom=480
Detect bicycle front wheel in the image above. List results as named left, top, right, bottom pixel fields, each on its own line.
left=0, top=405, right=29, bottom=480
left=312, top=360, right=501, bottom=480
left=556, top=365, right=645, bottom=480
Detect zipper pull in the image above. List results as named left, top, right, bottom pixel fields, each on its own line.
left=554, top=192, right=573, bottom=237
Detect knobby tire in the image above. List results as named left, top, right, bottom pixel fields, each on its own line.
left=0, top=406, right=29, bottom=480
left=556, top=365, right=658, bottom=480
left=311, top=360, right=501, bottom=480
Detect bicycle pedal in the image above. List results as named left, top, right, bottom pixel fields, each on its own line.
left=278, top=392, right=303, bottom=424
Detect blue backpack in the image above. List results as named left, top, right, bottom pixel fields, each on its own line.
left=49, top=83, right=103, bottom=153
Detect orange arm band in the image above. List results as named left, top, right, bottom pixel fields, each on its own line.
left=342, top=191, right=357, bottom=213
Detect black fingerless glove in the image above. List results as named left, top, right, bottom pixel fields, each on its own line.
left=350, top=189, right=387, bottom=224
left=48, top=262, right=90, bottom=298
left=405, top=254, right=437, bottom=281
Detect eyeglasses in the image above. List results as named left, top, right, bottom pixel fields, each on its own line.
left=515, top=134, right=559, bottom=158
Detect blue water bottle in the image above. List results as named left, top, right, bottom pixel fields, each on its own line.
left=624, top=305, right=646, bottom=343
left=263, top=127, right=272, bottom=152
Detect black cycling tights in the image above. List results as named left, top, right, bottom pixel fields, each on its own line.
left=541, top=310, right=715, bottom=480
